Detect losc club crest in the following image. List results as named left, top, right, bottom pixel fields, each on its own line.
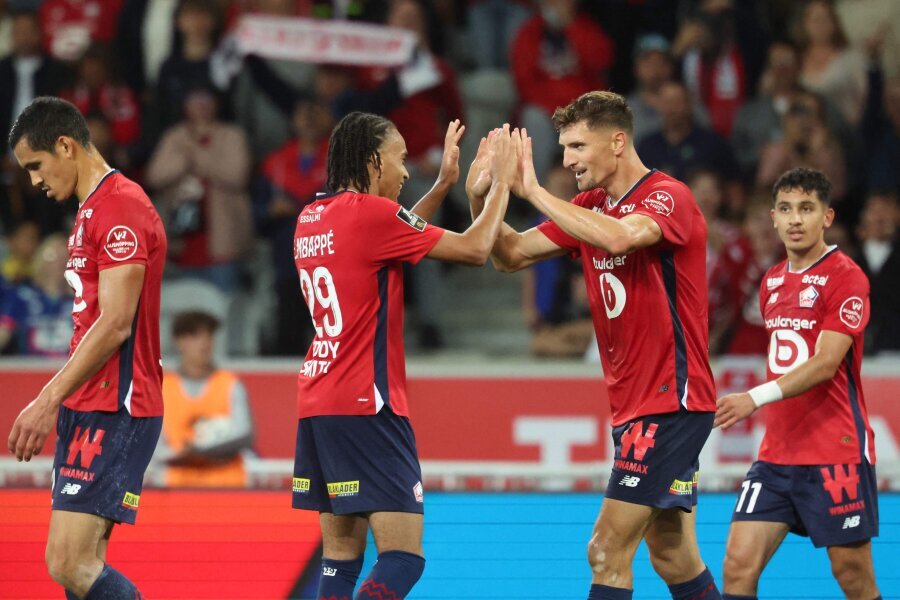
left=798, top=285, right=819, bottom=308
left=641, top=191, right=674, bottom=216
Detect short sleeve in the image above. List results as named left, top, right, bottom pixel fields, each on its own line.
left=91, top=196, right=152, bottom=270
left=365, top=195, right=445, bottom=265
left=821, top=268, right=870, bottom=336
left=631, top=182, right=694, bottom=247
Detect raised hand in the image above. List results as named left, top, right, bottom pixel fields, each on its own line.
left=436, top=119, right=465, bottom=187
left=511, top=128, right=540, bottom=200
left=489, top=124, right=518, bottom=187
left=465, top=132, right=493, bottom=200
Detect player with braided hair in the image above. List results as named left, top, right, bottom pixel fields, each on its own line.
left=292, top=112, right=517, bottom=599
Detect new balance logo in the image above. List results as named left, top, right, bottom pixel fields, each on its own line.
left=842, top=516, right=861, bottom=529
left=60, top=483, right=81, bottom=495
left=322, top=567, right=337, bottom=576
left=619, top=476, right=641, bottom=487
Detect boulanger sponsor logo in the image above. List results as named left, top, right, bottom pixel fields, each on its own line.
left=764, top=315, right=817, bottom=331
left=327, top=480, right=360, bottom=498
left=396, top=206, right=427, bottom=232
left=122, top=492, right=140, bottom=509
left=798, top=285, right=820, bottom=308
left=641, top=190, right=674, bottom=216
left=104, top=226, right=138, bottom=261
left=292, top=477, right=311, bottom=493
left=839, top=297, right=864, bottom=329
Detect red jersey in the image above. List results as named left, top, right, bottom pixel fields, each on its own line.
left=757, top=247, right=875, bottom=465
left=64, top=171, right=167, bottom=417
left=538, top=170, right=716, bottom=426
left=294, top=191, right=444, bottom=418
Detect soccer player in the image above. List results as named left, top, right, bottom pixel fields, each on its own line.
left=469, top=91, right=721, bottom=600
left=715, top=167, right=880, bottom=600
left=6, top=97, right=166, bottom=600
left=292, top=113, right=514, bottom=600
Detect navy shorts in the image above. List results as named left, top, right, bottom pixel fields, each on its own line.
left=292, top=407, right=425, bottom=515
left=52, top=405, right=162, bottom=525
left=605, top=410, right=714, bottom=511
left=731, top=460, right=879, bottom=548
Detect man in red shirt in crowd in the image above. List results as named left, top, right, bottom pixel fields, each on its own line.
left=471, top=91, right=721, bottom=600
left=7, top=97, right=166, bottom=599
left=716, top=167, right=881, bottom=600
left=511, top=0, right=613, bottom=178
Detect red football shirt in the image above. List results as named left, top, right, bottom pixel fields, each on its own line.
left=538, top=170, right=717, bottom=426
left=64, top=171, right=167, bottom=417
left=294, top=191, right=444, bottom=418
left=757, top=247, right=875, bottom=465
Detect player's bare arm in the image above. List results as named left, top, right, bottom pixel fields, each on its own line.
left=7, top=263, right=145, bottom=461
left=466, top=129, right=567, bottom=272
left=515, top=129, right=663, bottom=255
left=426, top=125, right=516, bottom=265
left=409, top=119, right=465, bottom=221
left=714, top=329, right=854, bottom=430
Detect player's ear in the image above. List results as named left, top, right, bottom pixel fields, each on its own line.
left=823, top=206, right=835, bottom=228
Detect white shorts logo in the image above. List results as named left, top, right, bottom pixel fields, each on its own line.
left=618, top=476, right=640, bottom=487
left=839, top=297, right=864, bottom=329
left=413, top=481, right=424, bottom=503
left=60, top=483, right=81, bottom=495
left=104, top=226, right=139, bottom=261
left=842, top=516, right=861, bottom=529
left=599, top=272, right=626, bottom=319
left=768, top=329, right=810, bottom=374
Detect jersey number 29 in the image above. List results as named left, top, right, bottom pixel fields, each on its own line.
left=299, top=267, right=343, bottom=338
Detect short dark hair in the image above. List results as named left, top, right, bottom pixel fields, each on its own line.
left=172, top=311, right=220, bottom=338
left=551, top=91, right=633, bottom=135
left=8, top=96, right=91, bottom=153
left=326, top=111, right=395, bottom=193
left=771, top=167, right=832, bottom=206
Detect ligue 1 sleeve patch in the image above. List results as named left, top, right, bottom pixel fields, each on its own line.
left=839, top=296, right=864, bottom=329
left=641, top=190, right=674, bottom=216
left=104, top=225, right=139, bottom=261
left=396, top=206, right=427, bottom=232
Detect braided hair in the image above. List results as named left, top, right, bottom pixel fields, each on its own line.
left=326, top=111, right=395, bottom=193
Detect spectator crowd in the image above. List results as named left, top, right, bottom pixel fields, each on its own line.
left=0, top=0, right=898, bottom=359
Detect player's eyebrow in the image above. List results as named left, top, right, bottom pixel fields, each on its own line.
left=24, top=161, right=40, bottom=170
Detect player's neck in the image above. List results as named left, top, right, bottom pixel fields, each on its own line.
left=787, top=239, right=831, bottom=272
left=75, top=150, right=113, bottom=205
left=604, top=155, right=650, bottom=201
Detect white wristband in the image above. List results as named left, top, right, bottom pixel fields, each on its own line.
left=748, top=381, right=783, bottom=408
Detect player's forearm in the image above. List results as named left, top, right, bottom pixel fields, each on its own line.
left=411, top=178, right=453, bottom=222
left=772, top=354, right=841, bottom=399
left=528, top=187, right=633, bottom=255
left=750, top=354, right=840, bottom=408
left=489, top=224, right=530, bottom=272
left=461, top=181, right=510, bottom=264
left=41, top=314, right=135, bottom=408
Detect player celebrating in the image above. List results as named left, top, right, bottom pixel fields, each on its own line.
left=469, top=91, right=721, bottom=600
left=6, top=97, right=166, bottom=599
left=292, top=113, right=514, bottom=600
left=715, top=168, right=880, bottom=600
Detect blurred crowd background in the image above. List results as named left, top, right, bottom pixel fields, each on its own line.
left=0, top=0, right=898, bottom=362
